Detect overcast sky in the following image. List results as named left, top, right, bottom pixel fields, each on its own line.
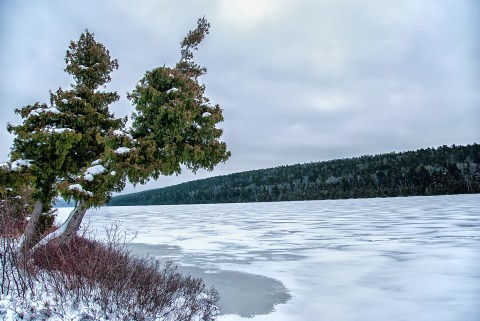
left=1, top=0, right=479, bottom=195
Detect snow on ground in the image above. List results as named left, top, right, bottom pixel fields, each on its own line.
left=0, top=292, right=108, bottom=321
left=55, top=194, right=480, bottom=321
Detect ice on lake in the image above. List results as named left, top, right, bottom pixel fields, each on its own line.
left=57, top=194, right=480, bottom=320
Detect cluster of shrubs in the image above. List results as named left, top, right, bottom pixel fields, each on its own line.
left=0, top=194, right=29, bottom=237
left=1, top=200, right=219, bottom=320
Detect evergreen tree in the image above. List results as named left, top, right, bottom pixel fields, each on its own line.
left=127, top=17, right=230, bottom=184
left=7, top=30, right=126, bottom=249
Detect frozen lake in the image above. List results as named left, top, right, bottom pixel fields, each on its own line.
left=57, top=194, right=480, bottom=320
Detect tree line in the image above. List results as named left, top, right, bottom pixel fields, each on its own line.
left=109, top=143, right=480, bottom=206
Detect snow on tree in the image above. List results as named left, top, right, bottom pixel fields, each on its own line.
left=7, top=29, right=126, bottom=250
left=126, top=17, right=230, bottom=184
left=5, top=18, right=230, bottom=251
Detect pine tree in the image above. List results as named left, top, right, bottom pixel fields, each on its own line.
left=7, top=30, right=127, bottom=249
left=127, top=17, right=230, bottom=185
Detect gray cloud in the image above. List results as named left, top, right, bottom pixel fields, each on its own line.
left=1, top=0, right=479, bottom=194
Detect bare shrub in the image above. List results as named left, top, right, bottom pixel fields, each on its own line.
left=1, top=235, right=36, bottom=299
left=0, top=197, right=28, bottom=238
left=32, top=229, right=219, bottom=320
left=1, top=202, right=37, bottom=315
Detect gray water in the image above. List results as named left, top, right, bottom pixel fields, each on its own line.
left=58, top=194, right=480, bottom=320
left=129, top=242, right=291, bottom=317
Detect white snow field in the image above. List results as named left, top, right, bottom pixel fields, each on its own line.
left=56, top=194, right=480, bottom=321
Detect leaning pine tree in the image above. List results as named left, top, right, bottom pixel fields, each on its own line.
left=5, top=17, right=230, bottom=251
left=6, top=30, right=125, bottom=250
left=127, top=17, right=230, bottom=182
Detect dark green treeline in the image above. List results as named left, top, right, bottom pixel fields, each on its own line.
left=109, top=143, right=480, bottom=206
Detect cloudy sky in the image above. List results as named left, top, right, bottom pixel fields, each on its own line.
left=1, top=0, right=479, bottom=195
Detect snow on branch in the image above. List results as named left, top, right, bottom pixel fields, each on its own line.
left=114, top=147, right=131, bottom=154
left=86, top=165, right=107, bottom=176
left=83, top=164, right=107, bottom=181
left=11, top=159, right=32, bottom=171
left=41, top=126, right=74, bottom=134
left=113, top=129, right=133, bottom=140
left=68, top=184, right=93, bottom=197
left=28, top=106, right=62, bottom=118
left=166, top=87, right=179, bottom=94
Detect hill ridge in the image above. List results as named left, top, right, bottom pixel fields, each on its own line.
left=109, top=143, right=480, bottom=206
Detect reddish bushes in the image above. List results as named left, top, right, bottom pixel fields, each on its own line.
left=33, top=234, right=219, bottom=320
left=0, top=198, right=27, bottom=237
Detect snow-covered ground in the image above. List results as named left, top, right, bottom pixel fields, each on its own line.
left=56, top=194, right=480, bottom=321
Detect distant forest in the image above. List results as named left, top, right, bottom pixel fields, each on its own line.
left=109, top=144, right=480, bottom=206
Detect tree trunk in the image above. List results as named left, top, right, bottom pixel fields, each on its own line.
left=33, top=199, right=89, bottom=250
left=55, top=199, right=88, bottom=246
left=18, top=199, right=43, bottom=252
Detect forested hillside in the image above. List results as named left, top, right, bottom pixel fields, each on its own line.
left=109, top=144, right=480, bottom=206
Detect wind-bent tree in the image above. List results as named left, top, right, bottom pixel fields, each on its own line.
left=127, top=17, right=230, bottom=183
left=5, top=17, right=229, bottom=251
